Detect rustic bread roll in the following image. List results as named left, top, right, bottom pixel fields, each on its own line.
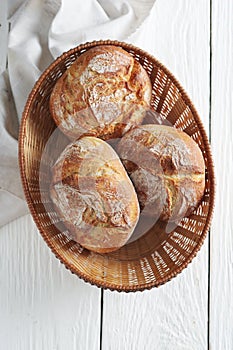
left=117, top=125, right=205, bottom=223
left=50, top=45, right=152, bottom=140
left=50, top=136, right=140, bottom=253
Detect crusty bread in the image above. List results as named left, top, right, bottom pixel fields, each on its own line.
left=50, top=136, right=140, bottom=253
left=117, top=125, right=205, bottom=223
left=50, top=45, right=152, bottom=140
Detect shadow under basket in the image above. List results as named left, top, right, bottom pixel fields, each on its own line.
left=19, top=40, right=215, bottom=292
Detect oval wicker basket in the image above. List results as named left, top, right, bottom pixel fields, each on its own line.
left=19, top=40, right=215, bottom=292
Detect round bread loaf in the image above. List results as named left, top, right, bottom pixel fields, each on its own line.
left=117, top=125, right=205, bottom=223
left=50, top=136, right=140, bottom=253
left=50, top=45, right=152, bottom=140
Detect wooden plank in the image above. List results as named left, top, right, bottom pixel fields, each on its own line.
left=0, top=215, right=101, bottom=350
left=0, top=0, right=8, bottom=73
left=210, top=0, right=233, bottom=348
left=103, top=1, right=210, bottom=349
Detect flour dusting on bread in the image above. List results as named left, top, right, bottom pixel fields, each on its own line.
left=117, top=125, right=205, bottom=222
left=50, top=136, right=140, bottom=253
left=50, top=45, right=152, bottom=140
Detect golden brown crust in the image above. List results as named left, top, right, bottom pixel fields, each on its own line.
left=117, top=124, right=205, bottom=222
left=50, top=45, right=152, bottom=140
left=50, top=136, right=140, bottom=253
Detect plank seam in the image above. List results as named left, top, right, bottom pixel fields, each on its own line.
left=99, top=288, right=104, bottom=350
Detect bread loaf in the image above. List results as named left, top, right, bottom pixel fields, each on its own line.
left=50, top=45, right=152, bottom=140
left=50, top=136, right=140, bottom=253
left=117, top=125, right=205, bottom=223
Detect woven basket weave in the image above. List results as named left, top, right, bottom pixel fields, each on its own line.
left=19, top=40, right=215, bottom=292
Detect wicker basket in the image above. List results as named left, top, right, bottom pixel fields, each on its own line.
left=19, top=40, right=215, bottom=292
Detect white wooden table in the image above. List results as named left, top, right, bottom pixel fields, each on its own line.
left=0, top=1, right=232, bottom=349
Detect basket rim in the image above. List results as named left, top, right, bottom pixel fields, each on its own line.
left=19, top=39, right=216, bottom=292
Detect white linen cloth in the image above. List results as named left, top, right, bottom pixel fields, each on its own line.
left=0, top=0, right=156, bottom=227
